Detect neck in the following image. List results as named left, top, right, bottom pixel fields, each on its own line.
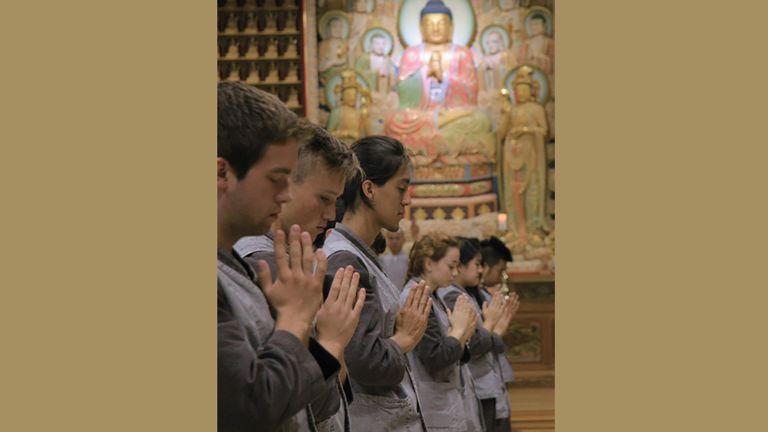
left=421, top=275, right=438, bottom=293
left=342, top=207, right=383, bottom=247
left=217, top=227, right=237, bottom=254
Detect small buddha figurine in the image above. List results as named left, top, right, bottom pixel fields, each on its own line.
left=224, top=13, right=238, bottom=34
left=224, top=38, right=239, bottom=59
left=498, top=66, right=551, bottom=243
left=518, top=12, right=554, bottom=77
left=227, top=61, right=241, bottom=81
left=318, top=15, right=349, bottom=82
left=327, top=69, right=370, bottom=142
left=286, top=86, right=300, bottom=107
left=245, top=37, right=258, bottom=58
left=245, top=63, right=259, bottom=83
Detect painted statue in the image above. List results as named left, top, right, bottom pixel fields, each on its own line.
left=518, top=9, right=554, bottom=78
left=498, top=65, right=550, bottom=242
left=355, top=29, right=396, bottom=94
left=318, top=11, right=350, bottom=83
left=478, top=26, right=517, bottom=93
left=384, top=0, right=495, bottom=166
left=327, top=69, right=371, bottom=142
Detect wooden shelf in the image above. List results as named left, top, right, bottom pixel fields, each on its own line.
left=218, top=30, right=300, bottom=37
left=218, top=7, right=299, bottom=12
left=218, top=56, right=301, bottom=61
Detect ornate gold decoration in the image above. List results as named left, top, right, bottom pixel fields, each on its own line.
left=413, top=208, right=428, bottom=220
left=451, top=207, right=466, bottom=220
left=432, top=208, right=447, bottom=220
left=477, top=204, right=491, bottom=215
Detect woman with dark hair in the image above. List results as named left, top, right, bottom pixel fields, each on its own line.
left=437, top=237, right=516, bottom=432
left=400, top=232, right=485, bottom=431
left=322, top=135, right=431, bottom=431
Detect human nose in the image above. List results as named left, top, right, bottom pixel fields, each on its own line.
left=276, top=182, right=292, bottom=204
left=402, top=189, right=412, bottom=206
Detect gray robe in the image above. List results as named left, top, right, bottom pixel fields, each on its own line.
left=235, top=233, right=352, bottom=432
left=401, top=278, right=485, bottom=431
left=322, top=224, right=427, bottom=432
left=218, top=245, right=341, bottom=431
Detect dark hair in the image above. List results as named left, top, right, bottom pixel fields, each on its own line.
left=457, top=237, right=482, bottom=265
left=218, top=81, right=312, bottom=179
left=341, top=135, right=410, bottom=213
left=407, top=232, right=459, bottom=281
left=371, top=232, right=387, bottom=255
left=480, top=236, right=513, bottom=268
left=294, top=125, right=360, bottom=185
left=530, top=13, right=547, bottom=25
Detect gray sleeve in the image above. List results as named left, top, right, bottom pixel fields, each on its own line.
left=490, top=332, right=507, bottom=354
left=325, top=251, right=407, bottom=388
left=441, top=288, right=494, bottom=358
left=241, top=250, right=278, bottom=283
left=309, top=377, right=343, bottom=423
left=414, top=304, right=464, bottom=374
left=217, top=282, right=340, bottom=431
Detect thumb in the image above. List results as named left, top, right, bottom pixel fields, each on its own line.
left=256, top=260, right=274, bottom=293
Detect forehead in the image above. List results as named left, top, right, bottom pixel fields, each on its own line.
left=252, top=140, right=299, bottom=172
left=299, top=162, right=345, bottom=189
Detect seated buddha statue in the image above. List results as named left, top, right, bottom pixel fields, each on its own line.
left=384, top=0, right=496, bottom=167
left=327, top=69, right=371, bottom=143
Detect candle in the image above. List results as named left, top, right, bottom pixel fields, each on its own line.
left=497, top=213, right=507, bottom=231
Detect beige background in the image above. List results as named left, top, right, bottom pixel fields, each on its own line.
left=1, top=0, right=767, bottom=430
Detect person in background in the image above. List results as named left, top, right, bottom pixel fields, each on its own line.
left=438, top=237, right=515, bottom=432
left=322, top=135, right=431, bottom=431
left=233, top=124, right=362, bottom=431
left=401, top=232, right=485, bottom=431
left=217, top=82, right=362, bottom=431
left=478, top=236, right=520, bottom=432
left=380, top=228, right=409, bottom=290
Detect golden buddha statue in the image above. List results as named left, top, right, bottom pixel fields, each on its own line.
left=384, top=0, right=496, bottom=167
left=327, top=69, right=370, bottom=142
left=498, top=65, right=551, bottom=243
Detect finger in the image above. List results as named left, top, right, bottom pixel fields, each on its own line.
left=300, top=231, right=315, bottom=274
left=327, top=267, right=345, bottom=303
left=404, top=282, right=418, bottom=309
left=338, top=266, right=354, bottom=305
left=423, top=298, right=433, bottom=318
left=352, top=288, right=366, bottom=318
left=256, top=260, right=273, bottom=292
left=273, top=230, right=290, bottom=280
left=412, top=282, right=426, bottom=310
left=288, top=225, right=302, bottom=275
left=313, top=248, right=328, bottom=289
left=345, top=271, right=360, bottom=310
left=446, top=308, right=453, bottom=321
left=482, top=301, right=488, bottom=313
left=418, top=287, right=430, bottom=314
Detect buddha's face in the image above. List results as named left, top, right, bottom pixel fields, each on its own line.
left=486, top=31, right=503, bottom=55
left=515, top=83, right=532, bottom=102
left=530, top=17, right=545, bottom=36
left=341, top=88, right=357, bottom=106
left=371, top=37, right=386, bottom=56
left=420, top=13, right=453, bottom=44
left=329, top=18, right=344, bottom=38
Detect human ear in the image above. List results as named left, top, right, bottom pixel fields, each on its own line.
left=424, top=258, right=433, bottom=273
left=217, top=157, right=230, bottom=193
left=362, top=179, right=375, bottom=201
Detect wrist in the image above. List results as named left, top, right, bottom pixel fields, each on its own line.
left=274, top=315, right=312, bottom=347
left=390, top=333, right=414, bottom=354
left=482, top=321, right=496, bottom=332
left=316, top=337, right=345, bottom=361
